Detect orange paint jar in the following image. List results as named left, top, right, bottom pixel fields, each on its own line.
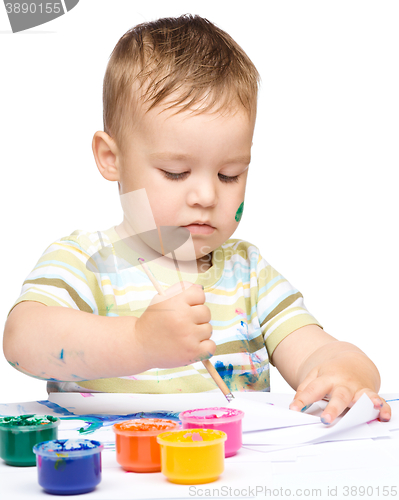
left=112, top=419, right=180, bottom=472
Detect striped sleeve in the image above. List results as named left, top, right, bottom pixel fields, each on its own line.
left=256, top=256, right=323, bottom=366
left=8, top=233, right=106, bottom=317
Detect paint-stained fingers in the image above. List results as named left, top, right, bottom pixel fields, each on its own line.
left=197, top=339, right=216, bottom=360
left=321, top=389, right=393, bottom=424
left=289, top=368, right=320, bottom=411
left=290, top=377, right=335, bottom=415
left=364, top=392, right=392, bottom=421
left=379, top=399, right=392, bottom=422
left=319, top=385, right=355, bottom=424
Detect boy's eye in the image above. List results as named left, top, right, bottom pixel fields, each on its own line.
left=162, top=171, right=239, bottom=183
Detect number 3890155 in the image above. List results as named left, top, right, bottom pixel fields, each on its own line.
left=5, top=3, right=62, bottom=14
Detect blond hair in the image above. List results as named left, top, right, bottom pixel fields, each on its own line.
left=103, top=14, right=260, bottom=148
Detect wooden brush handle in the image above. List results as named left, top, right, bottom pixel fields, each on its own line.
left=202, top=359, right=232, bottom=397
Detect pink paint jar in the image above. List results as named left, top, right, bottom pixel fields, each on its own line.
left=179, top=407, right=244, bottom=457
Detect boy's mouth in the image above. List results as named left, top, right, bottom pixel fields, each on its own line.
left=181, top=222, right=215, bottom=235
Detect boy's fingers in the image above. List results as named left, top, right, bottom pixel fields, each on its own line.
left=195, top=323, right=213, bottom=341
left=336, top=389, right=392, bottom=422
left=364, top=392, right=392, bottom=422
left=292, top=384, right=393, bottom=424
left=289, top=369, right=321, bottom=411
left=319, top=385, right=354, bottom=424
left=197, top=339, right=216, bottom=360
left=322, top=390, right=393, bottom=424
left=191, top=304, right=211, bottom=324
left=379, top=400, right=392, bottom=422
left=185, top=284, right=206, bottom=306
left=289, top=378, right=335, bottom=414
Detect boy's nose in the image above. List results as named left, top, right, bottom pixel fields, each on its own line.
left=186, top=180, right=218, bottom=208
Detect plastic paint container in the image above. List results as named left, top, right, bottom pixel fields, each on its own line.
left=113, top=418, right=180, bottom=472
left=33, top=439, right=103, bottom=495
left=179, top=407, right=244, bottom=457
left=0, top=415, right=60, bottom=467
left=157, top=428, right=226, bottom=484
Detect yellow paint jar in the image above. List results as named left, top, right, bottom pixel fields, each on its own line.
left=157, top=428, right=226, bottom=484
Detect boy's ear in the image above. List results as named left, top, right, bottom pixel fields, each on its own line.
left=92, top=131, right=120, bottom=182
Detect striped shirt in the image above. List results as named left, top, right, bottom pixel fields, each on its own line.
left=9, top=226, right=322, bottom=393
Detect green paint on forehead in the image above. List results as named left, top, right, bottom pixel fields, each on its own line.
left=235, top=202, right=244, bottom=222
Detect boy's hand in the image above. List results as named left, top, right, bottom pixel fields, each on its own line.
left=134, top=281, right=215, bottom=369
left=288, top=352, right=392, bottom=424
left=271, top=325, right=391, bottom=425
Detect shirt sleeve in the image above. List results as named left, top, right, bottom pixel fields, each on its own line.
left=256, top=256, right=323, bottom=366
left=8, top=233, right=107, bottom=317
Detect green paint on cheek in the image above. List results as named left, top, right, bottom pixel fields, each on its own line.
left=235, top=202, right=244, bottom=222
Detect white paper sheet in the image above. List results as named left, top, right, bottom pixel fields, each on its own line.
left=0, top=392, right=392, bottom=452
left=48, top=391, right=321, bottom=432
left=242, top=393, right=381, bottom=445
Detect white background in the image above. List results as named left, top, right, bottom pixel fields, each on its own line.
left=0, top=1, right=398, bottom=404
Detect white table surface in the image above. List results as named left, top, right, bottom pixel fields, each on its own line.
left=1, top=392, right=399, bottom=500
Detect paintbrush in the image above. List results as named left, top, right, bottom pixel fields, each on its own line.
left=138, top=257, right=234, bottom=403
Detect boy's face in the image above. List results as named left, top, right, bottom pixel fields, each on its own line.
left=115, top=103, right=255, bottom=270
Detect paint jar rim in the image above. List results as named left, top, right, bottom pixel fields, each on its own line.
left=113, top=418, right=180, bottom=437
left=157, top=428, right=227, bottom=447
left=179, top=407, right=244, bottom=425
left=0, top=415, right=60, bottom=432
left=33, top=439, right=103, bottom=458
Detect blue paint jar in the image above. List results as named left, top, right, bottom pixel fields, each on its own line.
left=33, top=439, right=103, bottom=495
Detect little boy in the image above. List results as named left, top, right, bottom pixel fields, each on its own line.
left=3, top=15, right=390, bottom=424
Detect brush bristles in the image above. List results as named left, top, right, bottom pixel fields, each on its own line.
left=225, top=392, right=235, bottom=403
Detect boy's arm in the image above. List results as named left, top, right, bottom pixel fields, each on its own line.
left=3, top=301, right=148, bottom=382
left=3, top=283, right=214, bottom=383
left=271, top=324, right=391, bottom=423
